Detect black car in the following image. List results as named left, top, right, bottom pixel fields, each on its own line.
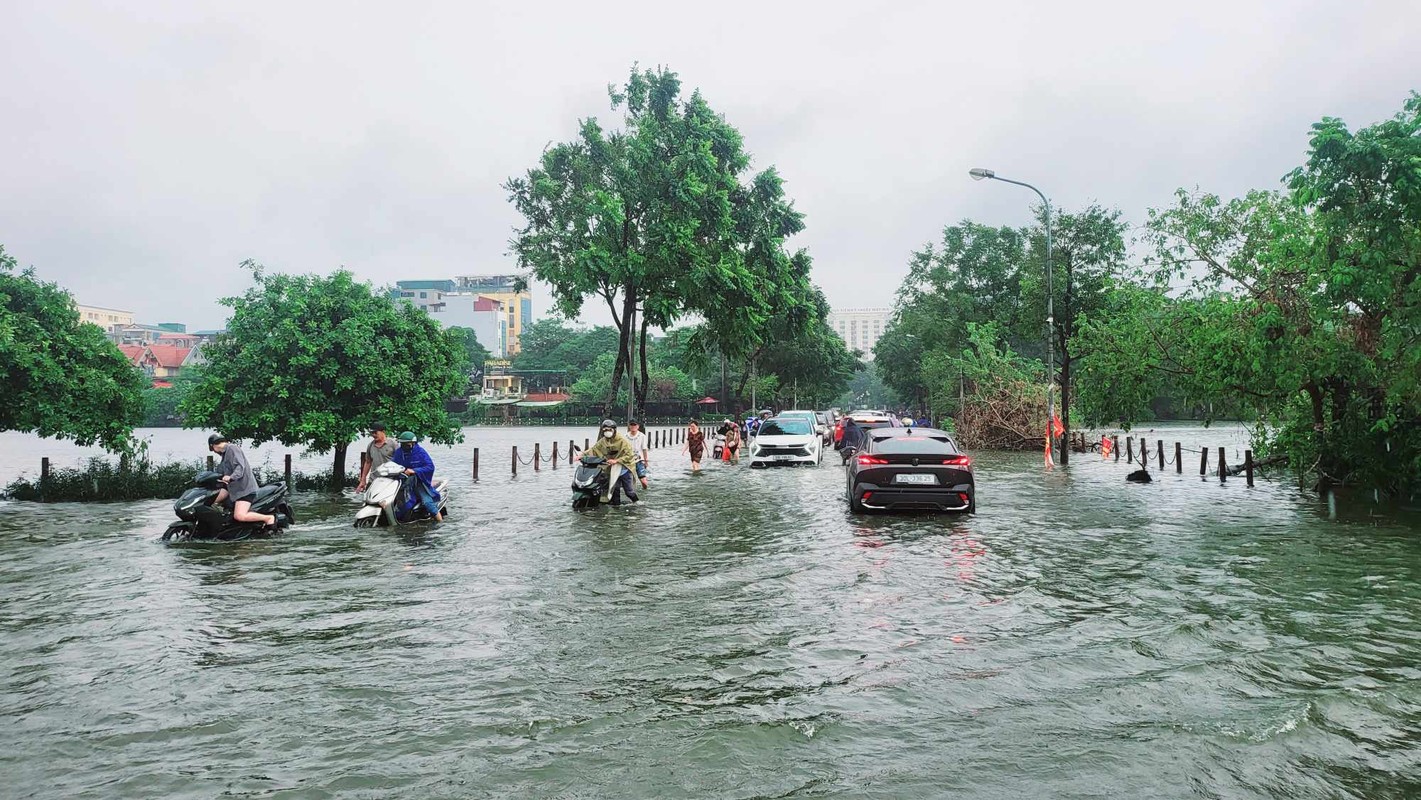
left=845, top=427, right=975, bottom=513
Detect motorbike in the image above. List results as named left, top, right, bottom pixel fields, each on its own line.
left=354, top=461, right=450, bottom=527
left=162, top=470, right=294, bottom=542
left=574, top=455, right=632, bottom=510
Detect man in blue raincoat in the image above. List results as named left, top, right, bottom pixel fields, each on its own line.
left=391, top=431, right=443, bottom=522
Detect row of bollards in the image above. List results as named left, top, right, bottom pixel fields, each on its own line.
left=483, top=427, right=687, bottom=481
left=1109, top=434, right=1256, bottom=486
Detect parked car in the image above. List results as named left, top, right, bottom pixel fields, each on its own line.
left=747, top=416, right=823, bottom=467
left=836, top=412, right=902, bottom=450
left=814, top=411, right=833, bottom=446
left=845, top=427, right=975, bottom=513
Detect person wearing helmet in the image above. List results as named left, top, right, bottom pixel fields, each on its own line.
left=208, top=434, right=277, bottom=527
left=586, top=419, right=639, bottom=505
left=391, top=431, right=443, bottom=522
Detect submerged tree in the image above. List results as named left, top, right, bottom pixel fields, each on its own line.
left=181, top=263, right=468, bottom=486
left=0, top=245, right=146, bottom=452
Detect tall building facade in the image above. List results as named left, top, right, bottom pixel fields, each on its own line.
left=827, top=308, right=892, bottom=360
left=394, top=276, right=531, bottom=355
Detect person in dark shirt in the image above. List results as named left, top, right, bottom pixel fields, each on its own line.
left=209, top=434, right=277, bottom=526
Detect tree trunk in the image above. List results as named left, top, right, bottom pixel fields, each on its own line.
left=332, top=444, right=347, bottom=489
left=636, top=316, right=651, bottom=415
left=1058, top=352, right=1071, bottom=466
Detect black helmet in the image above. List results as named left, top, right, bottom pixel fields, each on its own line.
left=600, top=419, right=616, bottom=430
left=207, top=433, right=228, bottom=450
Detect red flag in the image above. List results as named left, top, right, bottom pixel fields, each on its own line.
left=1051, top=415, right=1064, bottom=437
left=1101, top=436, right=1114, bottom=458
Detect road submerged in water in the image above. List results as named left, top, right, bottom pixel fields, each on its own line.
left=1, top=424, right=1418, bottom=799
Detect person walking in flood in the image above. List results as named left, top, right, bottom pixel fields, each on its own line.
left=356, top=422, right=395, bottom=494
left=625, top=419, right=650, bottom=490
left=208, top=434, right=278, bottom=528
left=723, top=419, right=742, bottom=464
left=682, top=419, right=706, bottom=472
left=391, top=431, right=443, bottom=522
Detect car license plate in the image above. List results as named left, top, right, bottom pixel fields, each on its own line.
left=774, top=455, right=795, bottom=461
left=895, top=473, right=936, bottom=485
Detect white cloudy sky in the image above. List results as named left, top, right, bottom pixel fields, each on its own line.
left=2, top=1, right=1417, bottom=330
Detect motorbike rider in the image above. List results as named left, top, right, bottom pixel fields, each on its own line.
left=208, top=434, right=277, bottom=527
left=356, top=422, right=395, bottom=493
left=391, top=431, right=443, bottom=522
left=586, top=419, right=639, bottom=505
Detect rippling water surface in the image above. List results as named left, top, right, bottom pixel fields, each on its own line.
left=2, top=425, right=1419, bottom=799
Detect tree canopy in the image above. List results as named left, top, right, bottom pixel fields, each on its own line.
left=506, top=65, right=821, bottom=413
left=181, top=263, right=468, bottom=483
left=0, top=245, right=147, bottom=452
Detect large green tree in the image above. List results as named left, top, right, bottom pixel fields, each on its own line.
left=506, top=65, right=814, bottom=416
left=1075, top=93, right=1421, bottom=492
left=0, top=246, right=147, bottom=452
left=182, top=263, right=468, bottom=485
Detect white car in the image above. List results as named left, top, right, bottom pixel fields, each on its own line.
left=748, top=416, right=822, bottom=467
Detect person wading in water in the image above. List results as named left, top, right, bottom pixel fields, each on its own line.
left=682, top=420, right=706, bottom=473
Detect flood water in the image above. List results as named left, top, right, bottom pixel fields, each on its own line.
left=2, top=424, right=1419, bottom=798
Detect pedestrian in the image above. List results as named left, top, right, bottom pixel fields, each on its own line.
left=625, top=419, right=650, bottom=490
left=682, top=419, right=706, bottom=472
left=724, top=419, right=742, bottom=464
left=208, top=434, right=278, bottom=528
left=356, top=422, right=396, bottom=493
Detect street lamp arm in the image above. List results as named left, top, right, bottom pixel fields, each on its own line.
left=984, top=175, right=1049, bottom=214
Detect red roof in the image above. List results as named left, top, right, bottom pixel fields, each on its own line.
left=524, top=391, right=572, bottom=402
left=473, top=296, right=502, bottom=312
left=151, top=380, right=173, bottom=389
left=146, top=345, right=191, bottom=368
left=118, top=344, right=145, bottom=364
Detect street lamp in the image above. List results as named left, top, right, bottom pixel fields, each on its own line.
left=968, top=167, right=1059, bottom=464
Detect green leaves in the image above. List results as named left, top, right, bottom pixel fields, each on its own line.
left=181, top=266, right=467, bottom=464
left=0, top=245, right=147, bottom=452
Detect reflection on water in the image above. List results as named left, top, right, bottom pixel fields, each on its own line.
left=1, top=424, right=1418, bottom=798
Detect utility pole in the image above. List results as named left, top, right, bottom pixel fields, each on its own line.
left=625, top=302, right=636, bottom=424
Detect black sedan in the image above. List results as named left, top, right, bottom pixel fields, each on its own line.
left=845, top=427, right=975, bottom=513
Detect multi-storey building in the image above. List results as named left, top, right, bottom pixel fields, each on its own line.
left=394, top=275, right=531, bottom=355
left=827, top=308, right=892, bottom=360
left=75, top=304, right=134, bottom=334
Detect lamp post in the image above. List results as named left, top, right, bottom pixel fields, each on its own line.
left=969, top=168, right=1060, bottom=464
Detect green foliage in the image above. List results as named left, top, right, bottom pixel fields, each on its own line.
left=506, top=65, right=819, bottom=411
left=1075, top=93, right=1421, bottom=492
left=142, top=368, right=201, bottom=427
left=512, top=319, right=620, bottom=386
left=921, top=323, right=1048, bottom=449
left=3, top=455, right=354, bottom=501
left=181, top=264, right=467, bottom=479
left=446, top=326, right=491, bottom=371
left=0, top=245, right=147, bottom=452
left=834, top=363, right=899, bottom=411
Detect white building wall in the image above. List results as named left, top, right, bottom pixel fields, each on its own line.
left=827, top=308, right=892, bottom=359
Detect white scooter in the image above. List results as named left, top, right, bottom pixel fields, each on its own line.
left=354, top=461, right=450, bottom=527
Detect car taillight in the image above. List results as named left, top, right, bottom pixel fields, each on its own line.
left=942, top=455, right=972, bottom=467
left=857, top=455, right=888, bottom=465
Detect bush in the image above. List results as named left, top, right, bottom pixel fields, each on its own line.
left=2, top=457, right=355, bottom=502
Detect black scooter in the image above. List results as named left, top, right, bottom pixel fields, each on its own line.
left=571, top=455, right=609, bottom=510
left=161, top=470, right=295, bottom=542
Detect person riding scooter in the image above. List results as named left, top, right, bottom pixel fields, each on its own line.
left=208, top=433, right=278, bottom=529
left=391, top=431, right=443, bottom=522
left=585, top=419, right=639, bottom=505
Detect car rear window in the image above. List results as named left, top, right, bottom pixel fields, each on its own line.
left=760, top=420, right=811, bottom=436
left=853, top=419, right=896, bottom=429
left=869, top=435, right=958, bottom=454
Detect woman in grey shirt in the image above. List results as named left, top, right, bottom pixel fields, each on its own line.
left=209, top=434, right=276, bottom=527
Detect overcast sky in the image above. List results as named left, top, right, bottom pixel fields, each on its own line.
left=3, top=1, right=1417, bottom=331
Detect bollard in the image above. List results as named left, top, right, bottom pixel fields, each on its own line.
left=1126, top=437, right=1134, bottom=464
left=40, top=457, right=50, bottom=503
left=1245, top=449, right=1255, bottom=487
left=512, top=446, right=518, bottom=477
left=534, top=443, right=541, bottom=472
left=207, top=454, right=215, bottom=471
left=1200, top=447, right=1208, bottom=476
left=472, top=447, right=480, bottom=481
left=1158, top=440, right=1164, bottom=471
left=1218, top=447, right=1227, bottom=482
left=585, top=437, right=590, bottom=452
left=1141, top=438, right=1148, bottom=467
left=569, top=440, right=576, bottom=464
left=285, top=454, right=292, bottom=489
left=1113, top=435, right=1120, bottom=462
left=1175, top=442, right=1182, bottom=474
left=552, top=441, right=559, bottom=469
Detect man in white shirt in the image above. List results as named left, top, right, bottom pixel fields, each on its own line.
left=625, top=419, right=650, bottom=490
